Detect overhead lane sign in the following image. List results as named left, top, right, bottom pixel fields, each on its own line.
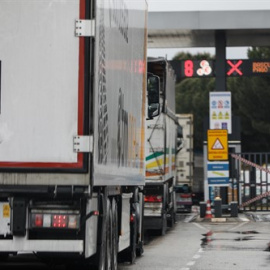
left=207, top=129, right=228, bottom=161
left=227, top=60, right=243, bottom=76
left=226, top=59, right=270, bottom=77
left=169, top=59, right=270, bottom=80
left=169, top=59, right=214, bottom=80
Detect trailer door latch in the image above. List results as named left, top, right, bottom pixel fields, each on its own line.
left=73, top=136, right=93, bottom=153
left=75, top=19, right=95, bottom=37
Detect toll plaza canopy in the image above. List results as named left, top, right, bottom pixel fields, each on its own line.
left=148, top=1, right=270, bottom=48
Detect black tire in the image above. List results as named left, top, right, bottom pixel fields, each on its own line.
left=95, top=195, right=107, bottom=270
left=167, top=211, right=175, bottom=228
left=136, top=241, right=144, bottom=257
left=111, top=199, right=118, bottom=270
left=106, top=199, right=112, bottom=270
left=128, top=214, right=137, bottom=264
left=160, top=213, right=167, bottom=236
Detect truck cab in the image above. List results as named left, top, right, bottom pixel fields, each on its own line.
left=144, top=58, right=181, bottom=235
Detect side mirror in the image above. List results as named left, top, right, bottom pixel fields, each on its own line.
left=147, top=73, right=160, bottom=119
left=176, top=124, right=183, bottom=153
left=176, top=138, right=183, bottom=154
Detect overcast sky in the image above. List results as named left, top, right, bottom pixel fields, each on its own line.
left=146, top=0, right=268, bottom=59
left=147, top=0, right=270, bottom=12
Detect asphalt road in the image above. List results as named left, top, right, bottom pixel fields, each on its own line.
left=1, top=212, right=270, bottom=269
left=119, top=212, right=270, bottom=270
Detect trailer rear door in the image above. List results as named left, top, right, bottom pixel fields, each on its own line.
left=0, top=0, right=88, bottom=171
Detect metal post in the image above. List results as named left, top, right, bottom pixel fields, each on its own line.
left=200, top=202, right=206, bottom=218
left=231, top=201, right=238, bottom=217
left=215, top=30, right=226, bottom=92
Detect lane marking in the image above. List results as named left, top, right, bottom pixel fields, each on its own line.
left=228, top=222, right=249, bottom=231
left=191, top=222, right=209, bottom=232
left=193, top=254, right=201, bottom=259
left=184, top=214, right=197, bottom=223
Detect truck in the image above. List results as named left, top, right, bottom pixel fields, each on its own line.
left=0, top=0, right=147, bottom=268
left=144, top=58, right=182, bottom=235
left=175, top=114, right=194, bottom=212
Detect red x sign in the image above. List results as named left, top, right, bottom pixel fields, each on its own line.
left=227, top=60, right=243, bottom=76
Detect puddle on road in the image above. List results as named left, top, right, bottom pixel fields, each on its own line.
left=234, top=236, right=254, bottom=241
left=237, top=230, right=259, bottom=234
left=246, top=213, right=270, bottom=222
left=201, top=231, right=213, bottom=247
left=201, top=230, right=264, bottom=248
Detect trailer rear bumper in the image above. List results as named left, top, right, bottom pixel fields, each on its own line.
left=0, top=239, right=84, bottom=253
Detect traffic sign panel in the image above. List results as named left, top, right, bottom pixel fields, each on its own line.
left=169, top=59, right=270, bottom=80
left=169, top=59, right=214, bottom=80
left=207, top=129, right=228, bottom=161
left=207, top=161, right=229, bottom=186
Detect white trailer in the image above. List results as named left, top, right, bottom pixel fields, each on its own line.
left=0, top=0, right=147, bottom=268
left=175, top=114, right=194, bottom=212
left=144, top=58, right=182, bottom=235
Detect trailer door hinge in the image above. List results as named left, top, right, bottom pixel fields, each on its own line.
left=75, top=19, right=95, bottom=37
left=73, top=136, right=93, bottom=153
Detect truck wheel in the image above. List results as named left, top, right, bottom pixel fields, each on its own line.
left=167, top=212, right=175, bottom=228
left=106, top=199, right=112, bottom=270
left=95, top=197, right=112, bottom=270
left=136, top=241, right=144, bottom=257
left=128, top=212, right=137, bottom=264
left=160, top=213, right=167, bottom=236
left=95, top=195, right=106, bottom=270
left=111, top=199, right=118, bottom=270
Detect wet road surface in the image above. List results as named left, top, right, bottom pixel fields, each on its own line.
left=1, top=212, right=270, bottom=269
left=119, top=212, right=270, bottom=270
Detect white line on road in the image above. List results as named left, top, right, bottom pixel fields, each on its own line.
left=191, top=222, right=209, bottom=232
left=193, top=254, right=201, bottom=259
left=228, top=222, right=249, bottom=231
left=184, top=214, right=197, bottom=223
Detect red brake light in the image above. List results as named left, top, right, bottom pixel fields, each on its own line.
left=53, top=215, right=68, bottom=228
left=35, top=214, right=43, bottom=227
left=130, top=214, right=135, bottom=223
left=180, top=194, right=191, bottom=198
left=31, top=212, right=80, bottom=229
left=144, top=195, right=162, bottom=203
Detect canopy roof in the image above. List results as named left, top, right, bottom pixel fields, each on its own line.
left=148, top=10, right=270, bottom=48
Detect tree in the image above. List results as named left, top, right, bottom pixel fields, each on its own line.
left=174, top=52, right=214, bottom=151
left=228, top=76, right=270, bottom=152
left=228, top=47, right=270, bottom=152
left=174, top=47, right=270, bottom=152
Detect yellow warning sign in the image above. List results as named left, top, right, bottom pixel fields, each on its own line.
left=207, top=129, right=228, bottom=161
left=3, top=204, right=10, bottom=218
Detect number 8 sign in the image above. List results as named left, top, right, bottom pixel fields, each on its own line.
left=184, top=60, right=194, bottom=77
